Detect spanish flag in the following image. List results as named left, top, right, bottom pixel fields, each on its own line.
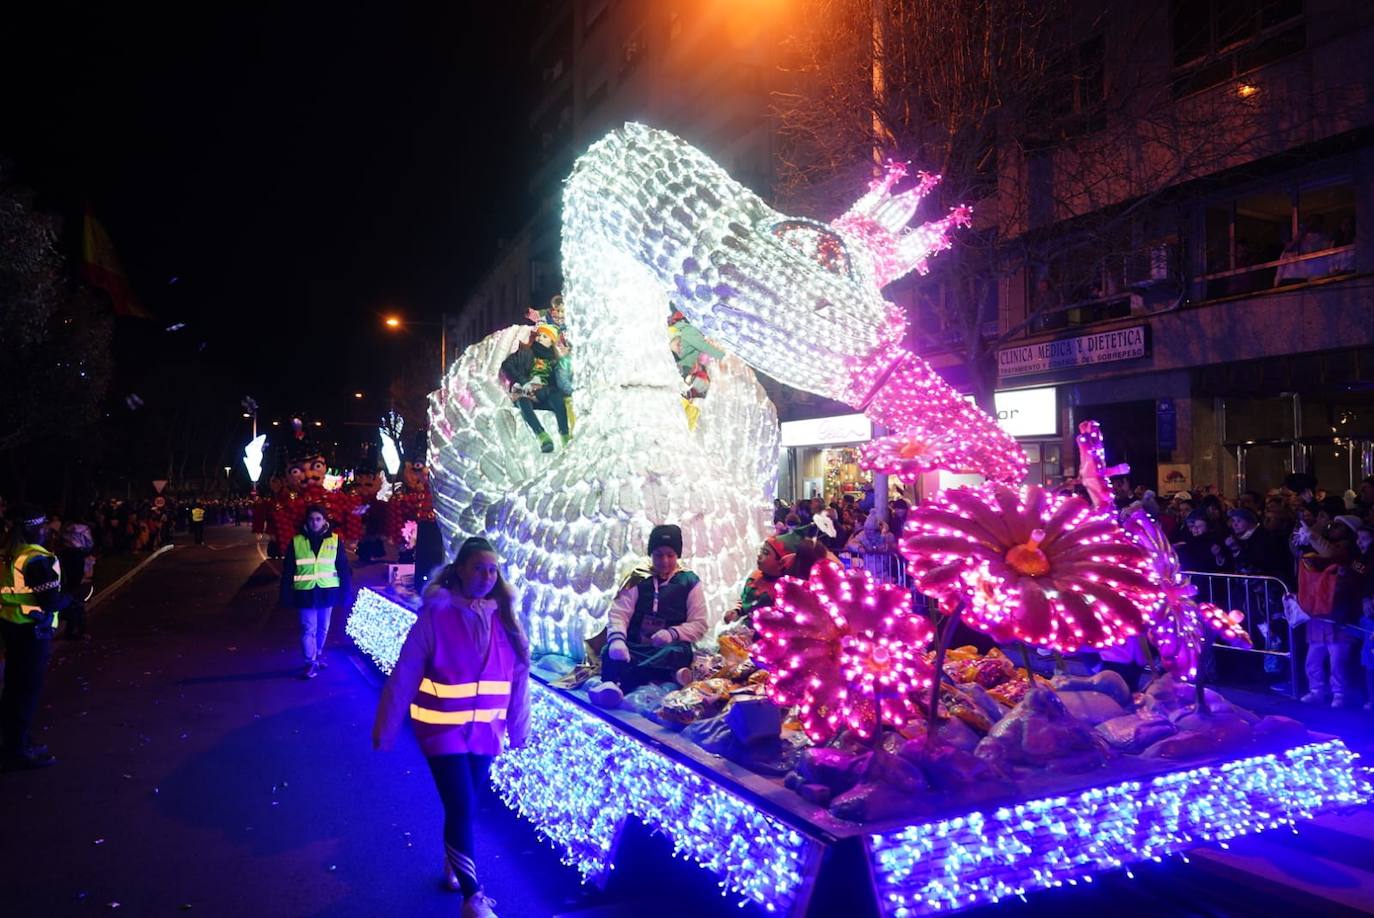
left=81, top=210, right=151, bottom=318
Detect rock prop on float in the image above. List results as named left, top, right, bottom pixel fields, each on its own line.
left=830, top=779, right=928, bottom=823
left=797, top=747, right=872, bottom=794
left=912, top=743, right=996, bottom=792
left=933, top=714, right=982, bottom=752
left=1055, top=689, right=1127, bottom=726
left=962, top=683, right=1008, bottom=726
left=975, top=688, right=1109, bottom=775
left=1137, top=675, right=1231, bottom=718
left=1252, top=714, right=1309, bottom=745
left=681, top=713, right=735, bottom=755
left=726, top=696, right=783, bottom=747
left=871, top=749, right=930, bottom=794
left=1095, top=713, right=1177, bottom=754
left=1173, top=710, right=1254, bottom=748
left=1052, top=670, right=1133, bottom=708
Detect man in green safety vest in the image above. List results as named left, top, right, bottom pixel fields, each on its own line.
left=189, top=500, right=206, bottom=545
left=280, top=504, right=350, bottom=679
left=1, top=506, right=66, bottom=771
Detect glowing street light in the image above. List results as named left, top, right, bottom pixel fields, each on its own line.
left=354, top=391, right=364, bottom=399
left=384, top=315, right=401, bottom=328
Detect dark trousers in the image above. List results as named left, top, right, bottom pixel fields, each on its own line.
left=517, top=388, right=570, bottom=437
left=191, top=521, right=205, bottom=544
left=63, top=598, right=86, bottom=638
left=0, top=621, right=53, bottom=755
left=600, top=639, right=694, bottom=691
left=427, top=753, right=493, bottom=896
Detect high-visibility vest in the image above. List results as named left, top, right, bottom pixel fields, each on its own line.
left=0, top=545, right=62, bottom=626
left=191, top=507, right=205, bottom=522
left=292, top=534, right=340, bottom=590
left=409, top=607, right=518, bottom=756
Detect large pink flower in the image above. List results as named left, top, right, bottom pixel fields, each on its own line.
left=752, top=560, right=935, bottom=742
left=1121, top=510, right=1251, bottom=679
left=901, top=484, right=1162, bottom=653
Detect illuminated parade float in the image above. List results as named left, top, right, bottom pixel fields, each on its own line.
left=348, top=124, right=1369, bottom=916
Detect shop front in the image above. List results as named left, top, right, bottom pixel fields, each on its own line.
left=776, top=413, right=873, bottom=504
left=992, top=385, right=1063, bottom=486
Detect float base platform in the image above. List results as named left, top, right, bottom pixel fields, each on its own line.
left=347, top=586, right=1371, bottom=917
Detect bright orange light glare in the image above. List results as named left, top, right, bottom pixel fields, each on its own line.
left=384, top=316, right=401, bottom=328
left=1237, top=83, right=1259, bottom=98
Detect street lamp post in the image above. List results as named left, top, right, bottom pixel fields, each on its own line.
left=383, top=313, right=450, bottom=381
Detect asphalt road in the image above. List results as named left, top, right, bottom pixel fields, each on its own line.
left=3, top=524, right=1372, bottom=917
left=0, top=526, right=707, bottom=918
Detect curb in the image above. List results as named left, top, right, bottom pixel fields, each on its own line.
left=87, top=543, right=176, bottom=611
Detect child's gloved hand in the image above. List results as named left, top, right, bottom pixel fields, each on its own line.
left=607, top=638, right=630, bottom=662
left=650, top=629, right=674, bottom=648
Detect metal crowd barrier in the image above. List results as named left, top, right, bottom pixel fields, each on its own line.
left=845, top=550, right=910, bottom=589
left=1182, top=570, right=1299, bottom=698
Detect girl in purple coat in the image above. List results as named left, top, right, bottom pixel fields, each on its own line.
left=373, top=537, right=530, bottom=918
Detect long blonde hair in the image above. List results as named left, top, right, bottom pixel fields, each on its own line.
left=426, top=537, right=530, bottom=662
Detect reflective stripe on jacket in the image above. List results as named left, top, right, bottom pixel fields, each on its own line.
left=292, top=534, right=340, bottom=590
left=0, top=545, right=62, bottom=625
left=408, top=602, right=519, bottom=756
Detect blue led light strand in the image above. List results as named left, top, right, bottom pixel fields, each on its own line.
left=867, top=739, right=1370, bottom=916
left=490, top=682, right=815, bottom=913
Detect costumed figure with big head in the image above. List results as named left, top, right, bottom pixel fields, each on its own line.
left=387, top=428, right=441, bottom=586
left=353, top=442, right=389, bottom=565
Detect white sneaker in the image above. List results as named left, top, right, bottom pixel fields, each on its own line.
left=588, top=680, right=624, bottom=709
left=1331, top=695, right=1348, bottom=709
left=1301, top=691, right=1329, bottom=704
left=462, top=891, right=499, bottom=918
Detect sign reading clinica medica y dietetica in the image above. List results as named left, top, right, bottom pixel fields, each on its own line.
left=997, top=325, right=1149, bottom=380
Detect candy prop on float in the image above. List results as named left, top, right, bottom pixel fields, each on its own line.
left=1121, top=509, right=1251, bottom=680
left=901, top=484, right=1162, bottom=653
left=752, top=560, right=935, bottom=743
left=1075, top=419, right=1129, bottom=508
left=429, top=124, right=1024, bottom=656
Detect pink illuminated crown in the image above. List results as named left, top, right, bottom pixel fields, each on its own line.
left=831, top=160, right=972, bottom=287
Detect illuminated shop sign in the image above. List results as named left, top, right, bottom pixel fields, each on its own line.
left=779, top=413, right=872, bottom=448
left=997, top=325, right=1149, bottom=379
left=993, top=387, right=1057, bottom=437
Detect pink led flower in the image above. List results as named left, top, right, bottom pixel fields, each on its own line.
left=1121, top=510, right=1251, bottom=679
left=752, top=560, right=935, bottom=743
left=901, top=484, right=1161, bottom=653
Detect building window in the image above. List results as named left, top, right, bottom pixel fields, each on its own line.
left=1169, top=0, right=1304, bottom=98
left=584, top=77, right=609, bottom=112
left=1198, top=175, right=1356, bottom=299
left=1029, top=244, right=1133, bottom=333
left=584, top=0, right=610, bottom=35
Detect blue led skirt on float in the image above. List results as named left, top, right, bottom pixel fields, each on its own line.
left=348, top=587, right=1371, bottom=916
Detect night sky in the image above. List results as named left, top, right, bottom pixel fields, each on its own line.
left=7, top=4, right=531, bottom=429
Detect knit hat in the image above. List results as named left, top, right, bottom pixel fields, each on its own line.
left=1332, top=515, right=1363, bottom=537
left=534, top=323, right=560, bottom=342
left=647, top=524, right=683, bottom=556
left=1185, top=509, right=1208, bottom=524
left=1227, top=507, right=1258, bottom=527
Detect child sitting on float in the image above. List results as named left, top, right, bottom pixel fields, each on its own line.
left=589, top=524, right=708, bottom=707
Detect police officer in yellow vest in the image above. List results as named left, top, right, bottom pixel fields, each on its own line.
left=190, top=500, right=206, bottom=545
left=1, top=506, right=66, bottom=771
left=280, top=505, right=350, bottom=679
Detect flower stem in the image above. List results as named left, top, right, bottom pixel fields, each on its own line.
left=925, top=601, right=963, bottom=742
